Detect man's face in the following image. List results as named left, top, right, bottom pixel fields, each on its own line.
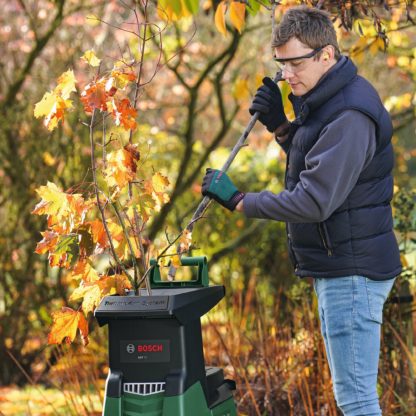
left=274, top=38, right=334, bottom=97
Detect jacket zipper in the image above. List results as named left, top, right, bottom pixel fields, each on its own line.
left=318, top=223, right=333, bottom=257
left=286, top=228, right=299, bottom=272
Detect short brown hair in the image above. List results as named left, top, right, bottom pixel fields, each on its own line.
left=272, top=6, right=340, bottom=60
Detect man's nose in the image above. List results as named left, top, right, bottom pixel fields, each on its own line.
left=282, top=67, right=294, bottom=80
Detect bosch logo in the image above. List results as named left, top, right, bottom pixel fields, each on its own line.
left=138, top=344, right=163, bottom=352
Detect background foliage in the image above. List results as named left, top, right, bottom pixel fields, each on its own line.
left=0, top=1, right=415, bottom=415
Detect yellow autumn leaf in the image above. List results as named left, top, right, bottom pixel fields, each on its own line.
left=32, top=182, right=69, bottom=218
left=171, top=254, right=181, bottom=268
left=70, top=283, right=102, bottom=314
left=48, top=307, right=89, bottom=345
left=34, top=70, right=76, bottom=131
left=56, top=70, right=77, bottom=99
left=369, top=37, right=385, bottom=56
left=110, top=69, right=136, bottom=89
left=232, top=78, right=250, bottom=102
left=254, top=73, right=263, bottom=89
left=152, top=172, right=170, bottom=192
left=105, top=147, right=138, bottom=189
left=158, top=0, right=185, bottom=21
left=42, top=151, right=56, bottom=166
left=215, top=1, right=227, bottom=36
left=229, top=1, right=245, bottom=33
left=82, top=50, right=101, bottom=67
left=34, top=92, right=72, bottom=131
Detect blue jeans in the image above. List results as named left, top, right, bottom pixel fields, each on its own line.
left=314, top=275, right=395, bottom=416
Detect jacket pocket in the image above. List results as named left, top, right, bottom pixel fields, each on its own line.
left=318, top=222, right=333, bottom=257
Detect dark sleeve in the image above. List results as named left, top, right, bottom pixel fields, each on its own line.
left=243, top=110, right=376, bottom=223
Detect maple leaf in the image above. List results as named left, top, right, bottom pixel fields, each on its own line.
left=33, top=182, right=91, bottom=233
left=34, top=92, right=73, bottom=131
left=48, top=307, right=89, bottom=345
left=113, top=274, right=133, bottom=294
left=34, top=70, right=76, bottom=131
left=70, top=259, right=100, bottom=283
left=70, top=282, right=102, bottom=315
left=110, top=69, right=136, bottom=89
left=81, top=50, right=101, bottom=67
left=179, top=229, right=192, bottom=253
left=80, top=80, right=108, bottom=113
left=104, top=144, right=140, bottom=190
left=107, top=98, right=137, bottom=131
left=35, top=231, right=59, bottom=255
left=70, top=274, right=132, bottom=314
left=87, top=219, right=108, bottom=250
left=55, top=70, right=77, bottom=99
left=48, top=234, right=78, bottom=269
left=143, top=172, right=170, bottom=212
left=136, top=193, right=156, bottom=223
left=78, top=227, right=94, bottom=258
left=32, top=182, right=69, bottom=217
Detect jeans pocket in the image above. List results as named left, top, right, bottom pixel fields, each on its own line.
left=365, top=277, right=395, bottom=324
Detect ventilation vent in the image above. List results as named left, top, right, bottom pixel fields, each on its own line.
left=123, top=382, right=166, bottom=396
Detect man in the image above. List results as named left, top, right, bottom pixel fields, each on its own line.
left=201, top=5, right=401, bottom=416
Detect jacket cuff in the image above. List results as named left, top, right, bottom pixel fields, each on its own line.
left=242, top=193, right=261, bottom=218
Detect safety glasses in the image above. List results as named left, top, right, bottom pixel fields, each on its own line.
left=274, top=46, right=325, bottom=74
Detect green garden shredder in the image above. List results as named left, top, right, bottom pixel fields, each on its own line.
left=95, top=256, right=237, bottom=416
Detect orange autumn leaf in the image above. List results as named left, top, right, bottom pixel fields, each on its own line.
left=35, top=231, right=59, bottom=255
left=48, top=307, right=89, bottom=345
left=80, top=80, right=109, bottom=113
left=215, top=1, right=227, bottom=36
left=113, top=274, right=133, bottom=294
left=70, top=259, right=100, bottom=283
left=87, top=219, right=108, bottom=249
left=105, top=144, right=140, bottom=189
left=229, top=1, right=245, bottom=33
left=107, top=98, right=137, bottom=131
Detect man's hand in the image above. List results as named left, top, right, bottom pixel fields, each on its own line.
left=201, top=168, right=245, bottom=211
left=249, top=77, right=287, bottom=133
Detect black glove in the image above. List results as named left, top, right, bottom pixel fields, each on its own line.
left=249, top=77, right=287, bottom=133
left=201, top=168, right=245, bottom=212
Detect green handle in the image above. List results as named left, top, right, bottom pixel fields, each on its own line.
left=150, top=256, right=209, bottom=288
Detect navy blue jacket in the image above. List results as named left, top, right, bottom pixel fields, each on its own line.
left=287, top=58, right=401, bottom=279
left=245, top=58, right=402, bottom=280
